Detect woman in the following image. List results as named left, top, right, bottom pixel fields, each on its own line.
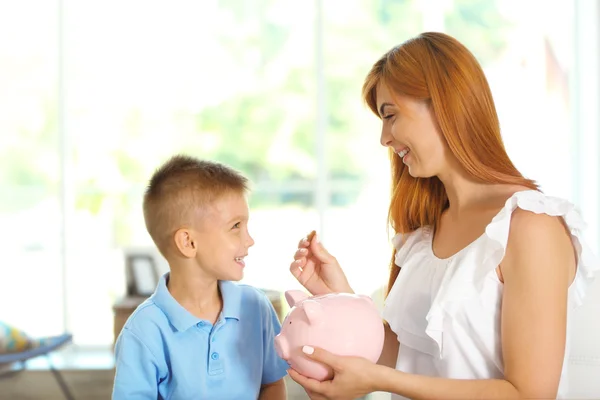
left=288, top=32, right=599, bottom=400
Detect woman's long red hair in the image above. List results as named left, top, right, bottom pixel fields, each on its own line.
left=362, top=32, right=538, bottom=295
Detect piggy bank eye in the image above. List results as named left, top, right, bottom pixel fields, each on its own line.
left=289, top=321, right=292, bottom=324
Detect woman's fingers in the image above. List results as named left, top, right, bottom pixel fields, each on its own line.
left=290, top=258, right=306, bottom=279
left=287, top=368, right=325, bottom=396
left=297, top=236, right=310, bottom=248
left=291, top=231, right=318, bottom=284
left=294, top=248, right=308, bottom=260
left=297, top=230, right=316, bottom=248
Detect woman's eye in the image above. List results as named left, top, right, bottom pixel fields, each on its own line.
left=383, top=114, right=394, bottom=120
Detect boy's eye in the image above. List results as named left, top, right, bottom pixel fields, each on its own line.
left=232, top=222, right=241, bottom=229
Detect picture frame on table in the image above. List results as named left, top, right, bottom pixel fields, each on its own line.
left=124, top=252, right=159, bottom=297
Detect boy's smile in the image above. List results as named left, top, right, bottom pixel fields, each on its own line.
left=234, top=255, right=247, bottom=267
left=192, top=192, right=255, bottom=281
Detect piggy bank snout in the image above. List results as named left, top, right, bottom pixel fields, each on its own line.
left=274, top=334, right=288, bottom=360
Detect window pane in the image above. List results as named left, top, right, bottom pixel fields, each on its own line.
left=0, top=2, right=61, bottom=336
left=464, top=0, right=575, bottom=199
left=320, top=0, right=420, bottom=297
left=2, top=0, right=580, bottom=348
left=65, top=0, right=315, bottom=345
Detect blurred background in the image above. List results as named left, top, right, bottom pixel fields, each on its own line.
left=0, top=0, right=598, bottom=398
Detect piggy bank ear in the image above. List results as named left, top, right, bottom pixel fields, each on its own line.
left=301, top=300, right=324, bottom=325
left=358, top=294, right=374, bottom=303
left=285, top=290, right=309, bottom=307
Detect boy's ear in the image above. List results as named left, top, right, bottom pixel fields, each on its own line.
left=173, top=228, right=197, bottom=258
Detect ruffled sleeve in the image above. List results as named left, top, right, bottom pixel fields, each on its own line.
left=391, top=229, right=426, bottom=269
left=424, top=190, right=600, bottom=357
left=383, top=228, right=427, bottom=323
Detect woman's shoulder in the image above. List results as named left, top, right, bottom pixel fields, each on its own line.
left=497, top=188, right=584, bottom=230
left=504, top=205, right=575, bottom=268
left=480, top=187, right=596, bottom=284
left=481, top=188, right=583, bottom=251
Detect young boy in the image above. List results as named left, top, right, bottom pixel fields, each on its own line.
left=112, top=155, right=288, bottom=399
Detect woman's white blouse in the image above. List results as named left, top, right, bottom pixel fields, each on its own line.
left=382, top=190, right=599, bottom=399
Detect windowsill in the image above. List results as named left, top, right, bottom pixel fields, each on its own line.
left=8, top=345, right=115, bottom=371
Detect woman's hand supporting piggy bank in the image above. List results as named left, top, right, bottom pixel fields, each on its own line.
left=274, top=290, right=385, bottom=381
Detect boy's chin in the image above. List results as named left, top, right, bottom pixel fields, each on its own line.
left=222, top=270, right=244, bottom=282
left=231, top=273, right=244, bottom=282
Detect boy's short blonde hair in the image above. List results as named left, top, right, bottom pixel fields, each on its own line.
left=143, top=155, right=249, bottom=257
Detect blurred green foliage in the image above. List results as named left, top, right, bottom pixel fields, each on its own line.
left=1, top=0, right=509, bottom=215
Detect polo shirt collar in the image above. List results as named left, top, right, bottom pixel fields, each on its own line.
left=151, top=273, right=241, bottom=332
left=219, top=280, right=242, bottom=321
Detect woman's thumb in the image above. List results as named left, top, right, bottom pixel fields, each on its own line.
left=310, top=233, right=335, bottom=262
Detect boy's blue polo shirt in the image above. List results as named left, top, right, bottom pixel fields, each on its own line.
left=112, top=273, right=289, bottom=400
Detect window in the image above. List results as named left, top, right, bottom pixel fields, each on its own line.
left=0, top=1, right=62, bottom=337
left=1, top=0, right=595, bottom=348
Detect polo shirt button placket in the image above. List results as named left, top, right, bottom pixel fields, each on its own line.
left=208, top=334, right=224, bottom=375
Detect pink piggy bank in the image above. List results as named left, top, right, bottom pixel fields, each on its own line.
left=274, top=290, right=384, bottom=381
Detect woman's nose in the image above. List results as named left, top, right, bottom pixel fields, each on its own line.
left=380, top=130, right=393, bottom=148
left=380, top=122, right=394, bottom=147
